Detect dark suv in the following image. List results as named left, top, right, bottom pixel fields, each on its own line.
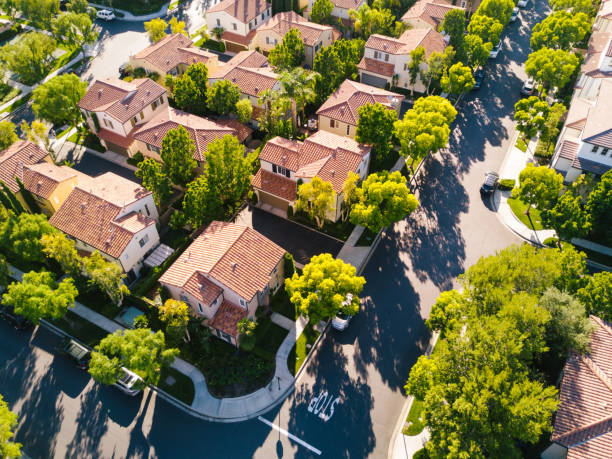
left=57, top=338, right=91, bottom=369
left=480, top=171, right=499, bottom=195
left=0, top=305, right=33, bottom=331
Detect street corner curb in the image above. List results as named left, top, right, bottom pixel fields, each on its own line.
left=294, top=319, right=331, bottom=383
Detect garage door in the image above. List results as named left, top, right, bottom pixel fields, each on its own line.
left=361, top=72, right=388, bottom=88
left=259, top=191, right=289, bottom=212
left=225, top=41, right=248, bottom=54
left=103, top=141, right=129, bottom=156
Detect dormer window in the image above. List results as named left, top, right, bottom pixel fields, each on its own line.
left=272, top=164, right=290, bottom=178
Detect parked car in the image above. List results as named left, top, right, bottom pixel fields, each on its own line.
left=517, top=0, right=528, bottom=7
left=480, top=171, right=500, bottom=195
left=0, top=305, right=33, bottom=331
left=96, top=9, right=116, bottom=21
left=114, top=368, right=143, bottom=396
left=472, top=68, right=485, bottom=90
left=521, top=79, right=535, bottom=96
left=489, top=41, right=502, bottom=59
left=332, top=312, right=352, bottom=331
left=510, top=7, right=519, bottom=22
left=56, top=337, right=91, bottom=370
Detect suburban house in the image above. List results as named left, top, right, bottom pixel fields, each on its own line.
left=305, top=0, right=367, bottom=26
left=595, top=0, right=612, bottom=33
left=21, top=163, right=88, bottom=216
left=251, top=130, right=371, bottom=220
left=49, top=172, right=160, bottom=280
left=159, top=221, right=286, bottom=346
left=316, top=79, right=404, bottom=138
left=573, top=32, right=612, bottom=101
left=250, top=11, right=340, bottom=67
left=541, top=316, right=612, bottom=459
left=129, top=33, right=220, bottom=77
left=0, top=140, right=52, bottom=200
left=401, top=0, right=465, bottom=30
left=358, top=29, right=447, bottom=92
left=78, top=78, right=168, bottom=156
left=205, top=0, right=272, bottom=53
left=551, top=75, right=612, bottom=182
left=131, top=107, right=252, bottom=168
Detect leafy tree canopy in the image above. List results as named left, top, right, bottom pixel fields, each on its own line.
left=577, top=272, right=612, bottom=322
left=530, top=11, right=590, bottom=51
left=310, top=0, right=334, bottom=24
left=0, top=121, right=17, bottom=152
left=82, top=251, right=129, bottom=307
left=161, top=125, right=197, bottom=186
left=525, top=48, right=580, bottom=92
left=32, top=73, right=87, bottom=127
left=0, top=32, right=56, bottom=85
left=144, top=18, right=167, bottom=43
left=295, top=176, right=335, bottom=229
left=0, top=394, right=21, bottom=459
left=136, top=157, right=172, bottom=208
left=269, top=28, right=306, bottom=69
left=0, top=212, right=55, bottom=264
left=512, top=163, right=563, bottom=215
left=206, top=79, right=241, bottom=116
left=173, top=62, right=208, bottom=116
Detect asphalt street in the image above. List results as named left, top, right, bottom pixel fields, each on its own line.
left=0, top=1, right=549, bottom=458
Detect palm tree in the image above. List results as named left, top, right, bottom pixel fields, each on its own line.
left=278, top=68, right=319, bottom=129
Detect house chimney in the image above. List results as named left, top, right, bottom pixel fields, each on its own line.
left=98, top=89, right=103, bottom=98
left=231, top=262, right=238, bottom=271
left=81, top=202, right=87, bottom=213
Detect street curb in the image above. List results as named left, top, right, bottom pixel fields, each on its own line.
left=387, top=331, right=440, bottom=459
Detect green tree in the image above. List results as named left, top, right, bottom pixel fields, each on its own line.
left=465, top=34, right=492, bottom=69
left=136, top=158, right=172, bottom=208
left=51, top=11, right=97, bottom=65
left=313, top=39, right=364, bottom=103
left=512, top=164, right=563, bottom=216
left=530, top=11, right=590, bottom=51
left=295, top=176, right=335, bottom=229
left=173, top=62, right=208, bottom=116
left=20, top=120, right=50, bottom=150
left=544, top=191, right=590, bottom=242
left=440, top=62, right=475, bottom=105
left=349, top=4, right=394, bottom=39
left=257, top=90, right=294, bottom=139
left=349, top=170, right=419, bottom=233
left=404, top=354, right=437, bottom=400
left=67, top=0, right=94, bottom=18
left=425, top=289, right=467, bottom=334
left=278, top=67, right=318, bottom=128
left=82, top=251, right=129, bottom=307
left=19, top=0, right=58, bottom=29
left=32, top=74, right=87, bottom=128
left=586, top=170, right=612, bottom=245
left=310, top=0, right=333, bottom=24
left=0, top=212, right=55, bottom=264
left=286, top=253, right=366, bottom=324
left=549, top=0, right=593, bottom=14
left=237, top=318, right=257, bottom=351
left=160, top=125, right=197, bottom=186
left=206, top=79, right=241, bottom=116
left=0, top=0, right=20, bottom=21
left=341, top=171, right=360, bottom=221
left=0, top=32, right=56, bottom=85
left=0, top=394, right=21, bottom=459
left=541, top=102, right=567, bottom=152
left=158, top=299, right=190, bottom=342
left=144, top=18, right=167, bottom=43
left=577, top=272, right=612, bottom=322
left=235, top=98, right=253, bottom=123
left=441, top=9, right=467, bottom=62
left=269, top=28, right=305, bottom=69
left=407, top=46, right=425, bottom=95
left=89, top=328, right=179, bottom=385
left=2, top=270, right=77, bottom=324
left=0, top=121, right=17, bottom=151
left=525, top=48, right=580, bottom=93
left=41, top=232, right=81, bottom=275
left=514, top=96, right=549, bottom=139
left=0, top=254, right=8, bottom=287
left=169, top=16, right=187, bottom=35
left=355, top=102, right=398, bottom=161
left=467, top=14, right=504, bottom=47
left=477, top=0, right=514, bottom=25
left=422, top=51, right=446, bottom=95
left=182, top=174, right=218, bottom=228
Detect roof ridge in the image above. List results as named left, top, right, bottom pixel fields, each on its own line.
left=208, top=223, right=248, bottom=275
left=552, top=415, right=612, bottom=447
left=592, top=315, right=612, bottom=340
left=580, top=353, right=612, bottom=393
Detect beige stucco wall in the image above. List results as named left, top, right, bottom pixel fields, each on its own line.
left=318, top=115, right=356, bottom=138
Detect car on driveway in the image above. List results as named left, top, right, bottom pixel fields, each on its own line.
left=56, top=337, right=91, bottom=370
left=0, top=305, right=33, bottom=331
left=521, top=79, right=535, bottom=96
left=480, top=171, right=499, bottom=195
left=114, top=368, right=143, bottom=396
left=489, top=41, right=502, bottom=59
left=472, top=67, right=485, bottom=90
left=332, top=312, right=353, bottom=331
left=96, top=9, right=116, bottom=21
left=510, top=7, right=519, bottom=22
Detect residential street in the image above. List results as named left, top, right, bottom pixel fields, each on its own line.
left=0, top=2, right=549, bottom=458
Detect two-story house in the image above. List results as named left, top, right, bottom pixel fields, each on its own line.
left=316, top=79, right=404, bottom=139
left=49, top=172, right=160, bottom=280
left=573, top=32, right=612, bottom=101
left=306, top=0, right=367, bottom=27
left=0, top=140, right=52, bottom=206
left=129, top=33, right=220, bottom=78
left=251, top=130, right=371, bottom=220
left=159, top=221, right=286, bottom=346
left=401, top=0, right=465, bottom=30
left=206, top=0, right=272, bottom=53
left=251, top=11, right=340, bottom=67
left=78, top=78, right=168, bottom=156
left=131, top=106, right=252, bottom=169
left=358, top=29, right=447, bottom=92
left=551, top=78, right=612, bottom=182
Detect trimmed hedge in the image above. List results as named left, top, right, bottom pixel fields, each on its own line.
left=499, top=179, right=516, bottom=190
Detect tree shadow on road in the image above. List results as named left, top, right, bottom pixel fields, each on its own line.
left=64, top=385, right=109, bottom=459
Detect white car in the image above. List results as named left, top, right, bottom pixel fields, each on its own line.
left=489, top=41, right=502, bottom=59
left=332, top=312, right=352, bottom=331
left=96, top=9, right=116, bottom=21
left=517, top=0, right=528, bottom=7
left=510, top=7, right=519, bottom=22
left=114, top=368, right=143, bottom=396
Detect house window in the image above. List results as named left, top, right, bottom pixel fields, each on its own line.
left=266, top=36, right=270, bottom=44
left=592, top=145, right=600, bottom=153
left=461, top=0, right=466, bottom=6
left=139, top=111, right=144, bottom=120
left=374, top=51, right=379, bottom=59
left=346, top=124, right=350, bottom=135
left=254, top=18, right=257, bottom=25
left=139, top=234, right=149, bottom=247
left=262, top=13, right=265, bottom=20
left=152, top=100, right=158, bottom=111
left=198, top=303, right=203, bottom=313
left=131, top=118, right=136, bottom=127
left=240, top=299, right=246, bottom=307
left=385, top=53, right=389, bottom=62
left=232, top=23, right=237, bottom=30
left=144, top=204, right=150, bottom=216
left=216, top=18, right=220, bottom=26
left=147, top=144, right=160, bottom=154
left=249, top=22, right=253, bottom=30
left=330, top=119, right=337, bottom=128
left=272, top=164, right=290, bottom=178
left=602, top=148, right=610, bottom=156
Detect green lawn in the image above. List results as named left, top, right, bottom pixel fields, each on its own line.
left=287, top=325, right=320, bottom=376
left=253, top=318, right=289, bottom=361
left=0, top=92, right=31, bottom=114
left=515, top=137, right=528, bottom=152
left=269, top=290, right=297, bottom=321
left=76, top=288, right=120, bottom=320
left=507, top=197, right=545, bottom=231
left=403, top=398, right=425, bottom=436
left=158, top=366, right=195, bottom=406
left=67, top=129, right=105, bottom=152
left=0, top=83, right=20, bottom=105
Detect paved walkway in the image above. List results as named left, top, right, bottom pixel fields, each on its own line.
left=270, top=312, right=295, bottom=330
left=391, top=428, right=430, bottom=459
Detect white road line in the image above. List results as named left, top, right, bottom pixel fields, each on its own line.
left=257, top=416, right=322, bottom=456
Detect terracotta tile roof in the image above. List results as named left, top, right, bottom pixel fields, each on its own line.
left=97, top=127, right=134, bottom=149
left=331, top=0, right=365, bottom=10
left=82, top=172, right=151, bottom=207
left=208, top=300, right=248, bottom=337
left=557, top=139, right=580, bottom=160
left=159, top=221, right=285, bottom=302
left=358, top=57, right=395, bottom=77
left=22, top=163, right=79, bottom=199
left=551, top=316, right=612, bottom=458
left=132, top=107, right=252, bottom=161
left=132, top=33, right=218, bottom=73
left=566, top=97, right=591, bottom=130
left=222, top=29, right=257, bottom=46
left=215, top=118, right=253, bottom=141
left=258, top=137, right=302, bottom=171
left=214, top=65, right=279, bottom=97
left=0, top=140, right=50, bottom=193
left=365, top=34, right=406, bottom=54
left=317, top=79, right=403, bottom=126
left=251, top=168, right=297, bottom=201
left=399, top=28, right=447, bottom=57
left=225, top=49, right=269, bottom=68
left=582, top=80, right=612, bottom=148
left=78, top=78, right=167, bottom=123
left=208, top=0, right=270, bottom=23
left=258, top=11, right=337, bottom=47
left=183, top=271, right=223, bottom=305
left=401, top=0, right=464, bottom=28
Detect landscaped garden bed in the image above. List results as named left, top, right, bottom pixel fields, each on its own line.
left=269, top=289, right=297, bottom=321
left=287, top=324, right=320, bottom=376
left=67, top=127, right=105, bottom=153
left=507, top=196, right=544, bottom=230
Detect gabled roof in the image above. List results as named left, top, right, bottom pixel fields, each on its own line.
left=330, top=0, right=365, bottom=10
left=132, top=107, right=252, bottom=161
left=598, top=0, right=612, bottom=19
left=357, top=57, right=395, bottom=77
left=364, top=28, right=446, bottom=57
left=159, top=221, right=285, bottom=301
left=257, top=11, right=338, bottom=47
left=78, top=78, right=167, bottom=123
left=0, top=140, right=50, bottom=193
left=551, top=316, right=612, bottom=459
left=316, top=79, right=403, bottom=126
left=209, top=300, right=248, bottom=337
left=401, top=0, right=464, bottom=28
left=582, top=79, right=612, bottom=148
left=225, top=49, right=269, bottom=68
left=213, top=65, right=278, bottom=97
left=208, top=0, right=270, bottom=23
left=22, top=163, right=82, bottom=199
left=251, top=168, right=297, bottom=201
left=132, top=33, right=218, bottom=73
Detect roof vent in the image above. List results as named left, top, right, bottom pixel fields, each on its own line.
left=97, top=89, right=103, bottom=98
left=36, top=180, right=42, bottom=190
left=153, top=131, right=158, bottom=140
left=331, top=149, right=337, bottom=158
left=281, top=154, right=287, bottom=164
left=330, top=170, right=335, bottom=177
left=254, top=86, right=259, bottom=93
left=146, top=90, right=151, bottom=96
left=166, top=59, right=170, bottom=65
left=232, top=77, right=237, bottom=82
left=339, top=107, right=345, bottom=115
left=80, top=202, right=87, bottom=213
left=185, top=251, right=191, bottom=261
left=231, top=262, right=238, bottom=272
